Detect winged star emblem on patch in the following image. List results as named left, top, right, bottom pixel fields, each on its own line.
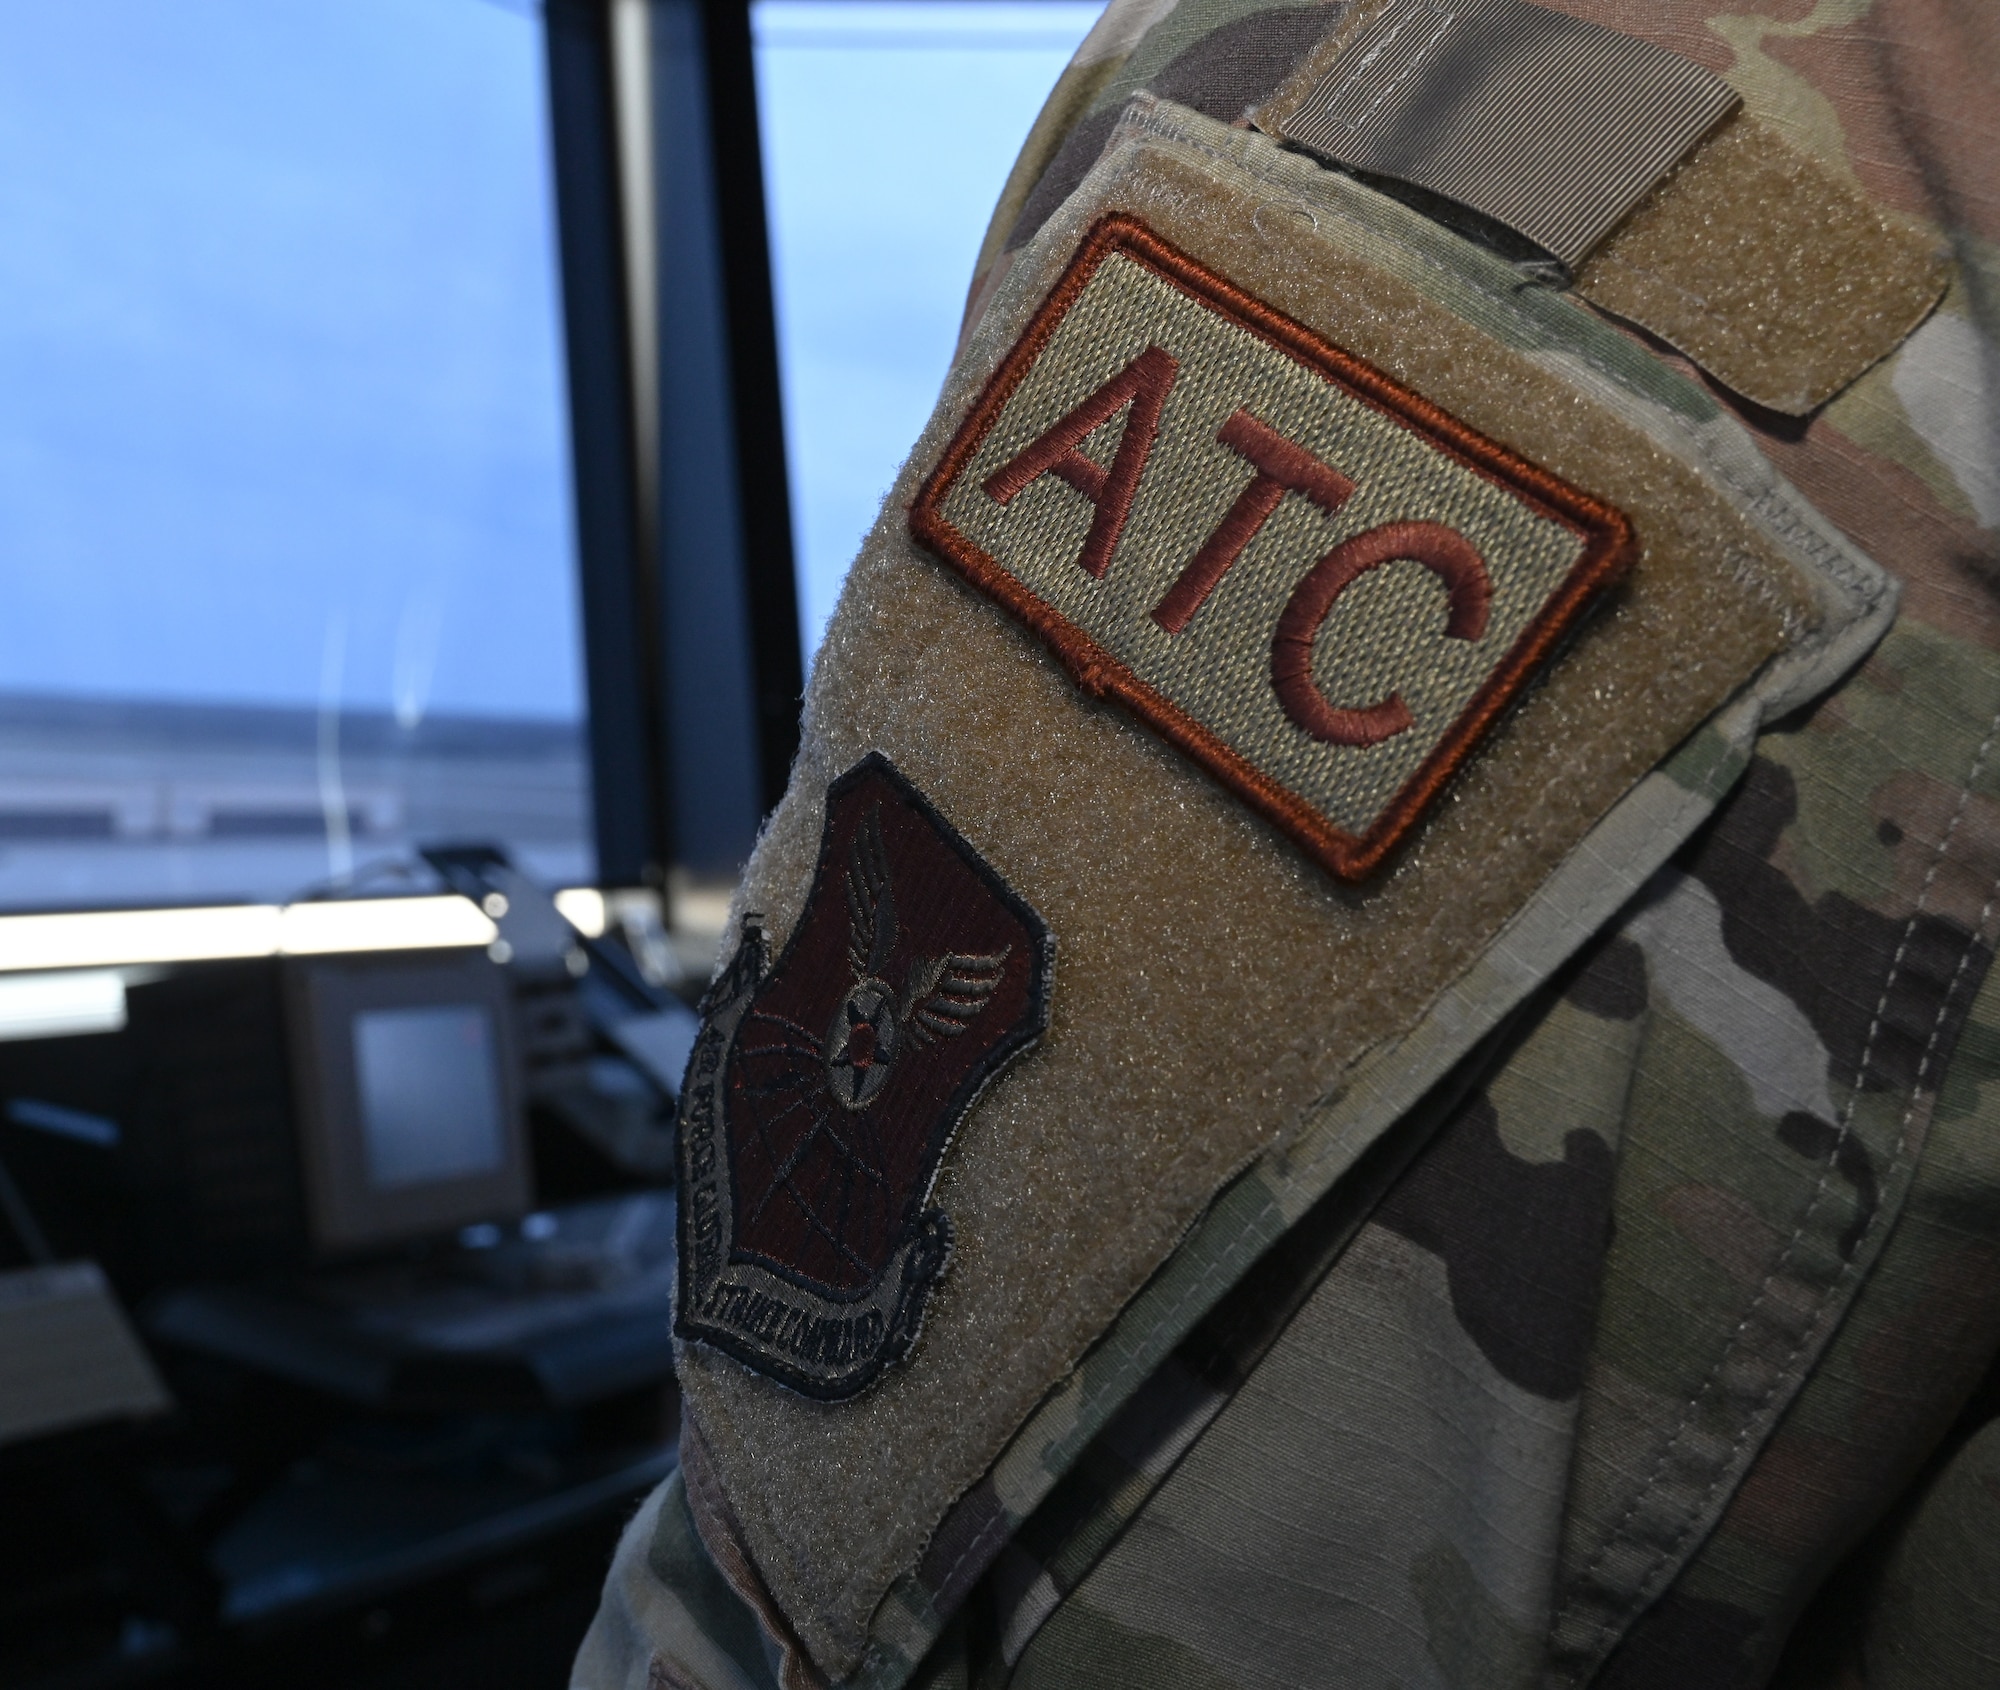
left=675, top=753, right=1054, bottom=1399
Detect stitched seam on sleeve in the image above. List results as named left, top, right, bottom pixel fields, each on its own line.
left=1550, top=702, right=2000, bottom=1677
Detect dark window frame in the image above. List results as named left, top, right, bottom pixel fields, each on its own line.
left=544, top=0, right=803, bottom=894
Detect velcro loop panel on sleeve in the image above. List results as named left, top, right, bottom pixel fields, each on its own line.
left=1571, top=109, right=1950, bottom=416
left=669, top=95, right=1893, bottom=1689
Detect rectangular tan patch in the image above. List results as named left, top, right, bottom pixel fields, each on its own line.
left=911, top=214, right=1633, bottom=880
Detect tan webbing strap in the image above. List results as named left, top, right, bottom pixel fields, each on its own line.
left=1257, top=0, right=1737, bottom=268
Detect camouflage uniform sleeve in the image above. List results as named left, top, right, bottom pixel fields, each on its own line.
left=949, top=4, right=2000, bottom=1688
left=573, top=1470, right=781, bottom=1690
left=1785, top=1408, right=2000, bottom=1690
left=579, top=2, right=2000, bottom=1687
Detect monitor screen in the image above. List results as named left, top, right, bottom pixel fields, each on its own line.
left=286, top=949, right=529, bottom=1252
left=353, top=1004, right=505, bottom=1190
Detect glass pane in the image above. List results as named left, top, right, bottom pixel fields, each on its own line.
left=0, top=0, right=588, bottom=911
left=753, top=0, right=1104, bottom=660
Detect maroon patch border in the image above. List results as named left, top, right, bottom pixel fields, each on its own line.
left=908, top=213, right=1635, bottom=881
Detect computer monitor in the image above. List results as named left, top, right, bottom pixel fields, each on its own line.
left=285, top=951, right=530, bottom=1253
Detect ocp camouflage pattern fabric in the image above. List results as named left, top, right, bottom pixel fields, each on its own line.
left=573, top=2, right=2000, bottom=1687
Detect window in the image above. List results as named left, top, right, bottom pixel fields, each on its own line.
left=0, top=0, right=588, bottom=912
left=753, top=1, right=1104, bottom=659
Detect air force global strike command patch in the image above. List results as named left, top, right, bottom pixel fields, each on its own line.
left=910, top=215, right=1635, bottom=881
left=675, top=754, right=1054, bottom=1399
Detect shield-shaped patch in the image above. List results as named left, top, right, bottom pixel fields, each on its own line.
left=675, top=753, right=1055, bottom=1399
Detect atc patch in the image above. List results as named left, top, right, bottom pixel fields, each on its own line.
left=675, top=754, right=1054, bottom=1399
left=911, top=215, right=1634, bottom=880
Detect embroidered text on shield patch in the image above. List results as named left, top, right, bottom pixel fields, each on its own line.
left=675, top=753, right=1054, bottom=1399
left=910, top=214, right=1633, bottom=881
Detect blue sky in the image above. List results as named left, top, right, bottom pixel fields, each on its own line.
left=0, top=0, right=577, bottom=722
left=0, top=0, right=1099, bottom=719
left=756, top=2, right=1103, bottom=658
